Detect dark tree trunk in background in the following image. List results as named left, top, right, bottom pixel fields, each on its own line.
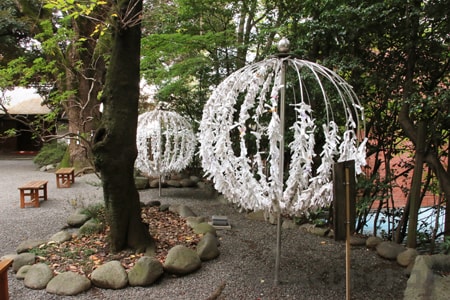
left=63, top=7, right=108, bottom=170
left=93, top=0, right=154, bottom=253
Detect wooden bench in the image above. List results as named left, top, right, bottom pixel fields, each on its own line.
left=18, top=180, right=48, bottom=208
left=55, top=167, right=75, bottom=188
left=0, top=258, right=13, bottom=300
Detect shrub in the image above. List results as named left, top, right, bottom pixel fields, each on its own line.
left=33, top=141, right=68, bottom=167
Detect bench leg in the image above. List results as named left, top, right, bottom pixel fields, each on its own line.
left=32, top=189, right=40, bottom=208
left=43, top=185, right=47, bottom=200
left=39, top=184, right=48, bottom=201
left=56, top=174, right=72, bottom=188
left=20, top=191, right=25, bottom=209
left=0, top=259, right=13, bottom=300
left=1, top=269, right=10, bottom=300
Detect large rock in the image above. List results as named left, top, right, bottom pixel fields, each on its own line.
left=49, top=231, right=72, bottom=243
left=16, top=265, right=32, bottom=279
left=16, top=239, right=47, bottom=254
left=189, top=176, right=200, bottom=183
left=79, top=219, right=104, bottom=236
left=366, top=236, right=383, bottom=249
left=246, top=210, right=266, bottom=221
left=67, top=210, right=90, bottom=227
left=185, top=216, right=207, bottom=228
left=350, top=236, right=367, bottom=246
left=91, top=260, right=128, bottom=289
left=170, top=205, right=196, bottom=217
left=397, top=248, right=419, bottom=267
left=24, top=263, right=53, bottom=289
left=164, top=245, right=201, bottom=275
left=179, top=205, right=197, bottom=217
left=376, top=241, right=406, bottom=260
left=135, top=177, right=149, bottom=190
left=180, top=178, right=197, bottom=188
left=149, top=179, right=167, bottom=188
left=0, top=254, right=16, bottom=261
left=404, top=254, right=450, bottom=300
left=196, top=232, right=220, bottom=261
left=166, top=180, right=182, bottom=188
left=192, top=222, right=216, bottom=235
left=128, top=256, right=164, bottom=286
left=46, top=272, right=91, bottom=296
left=282, top=219, right=298, bottom=229
left=12, top=252, right=36, bottom=272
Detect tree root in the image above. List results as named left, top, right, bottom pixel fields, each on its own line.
left=205, top=281, right=226, bottom=300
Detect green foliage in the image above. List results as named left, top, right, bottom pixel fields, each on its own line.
left=81, top=203, right=106, bottom=224
left=440, top=237, right=450, bottom=255
left=33, top=141, right=68, bottom=167
left=294, top=208, right=329, bottom=227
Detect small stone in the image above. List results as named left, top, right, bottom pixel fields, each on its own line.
left=16, top=239, right=47, bottom=254
left=128, top=256, right=163, bottom=286
left=246, top=210, right=266, bottom=221
left=366, top=236, right=383, bottom=249
left=0, top=254, right=16, bottom=261
left=150, top=179, right=167, bottom=188
left=167, top=180, right=182, bottom=188
left=67, top=212, right=90, bottom=227
left=135, top=177, right=149, bottom=189
left=282, top=219, right=298, bottom=229
left=79, top=219, right=104, bottom=236
left=50, top=231, right=72, bottom=243
left=376, top=241, right=406, bottom=260
left=159, top=204, right=170, bottom=212
left=178, top=205, right=196, bottom=217
left=189, top=176, right=200, bottom=183
left=185, top=216, right=207, bottom=228
left=46, top=272, right=91, bottom=296
left=197, top=232, right=220, bottom=261
left=192, top=222, right=216, bottom=235
left=180, top=178, right=197, bottom=187
left=350, top=236, right=367, bottom=246
left=24, top=263, right=53, bottom=289
left=310, top=226, right=329, bottom=237
left=147, top=200, right=161, bottom=207
left=164, top=245, right=201, bottom=275
left=91, top=261, right=128, bottom=289
left=397, top=248, right=419, bottom=267
left=16, top=265, right=32, bottom=280
left=12, top=252, right=36, bottom=272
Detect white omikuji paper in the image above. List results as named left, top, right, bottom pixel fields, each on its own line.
left=135, top=110, right=196, bottom=177
left=198, top=57, right=367, bottom=215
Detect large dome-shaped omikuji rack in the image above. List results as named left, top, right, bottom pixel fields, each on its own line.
left=199, top=38, right=367, bottom=289
left=135, top=109, right=196, bottom=195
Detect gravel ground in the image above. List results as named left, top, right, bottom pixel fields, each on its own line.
left=0, top=157, right=407, bottom=299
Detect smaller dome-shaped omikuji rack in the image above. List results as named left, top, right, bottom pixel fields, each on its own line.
left=198, top=38, right=367, bottom=287
left=135, top=110, right=196, bottom=195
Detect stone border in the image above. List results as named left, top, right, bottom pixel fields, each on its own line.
left=1, top=203, right=221, bottom=296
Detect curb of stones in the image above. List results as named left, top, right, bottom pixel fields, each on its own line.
left=2, top=203, right=220, bottom=296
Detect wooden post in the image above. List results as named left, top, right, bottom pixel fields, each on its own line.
left=333, top=161, right=356, bottom=300
left=333, top=161, right=356, bottom=240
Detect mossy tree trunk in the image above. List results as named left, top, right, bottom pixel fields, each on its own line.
left=93, top=0, right=154, bottom=253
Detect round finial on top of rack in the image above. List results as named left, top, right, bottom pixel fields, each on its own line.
left=277, top=37, right=290, bottom=53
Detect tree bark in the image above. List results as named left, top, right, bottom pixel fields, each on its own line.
left=406, top=121, right=426, bottom=248
left=62, top=10, right=106, bottom=170
left=93, top=0, right=155, bottom=253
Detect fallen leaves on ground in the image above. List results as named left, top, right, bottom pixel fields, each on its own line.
left=35, top=206, right=202, bottom=277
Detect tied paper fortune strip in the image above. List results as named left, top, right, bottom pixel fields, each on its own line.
left=199, top=56, right=367, bottom=215
left=136, top=110, right=196, bottom=177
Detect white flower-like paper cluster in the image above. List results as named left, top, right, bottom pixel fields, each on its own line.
left=199, top=57, right=367, bottom=215
left=135, top=110, right=196, bottom=177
